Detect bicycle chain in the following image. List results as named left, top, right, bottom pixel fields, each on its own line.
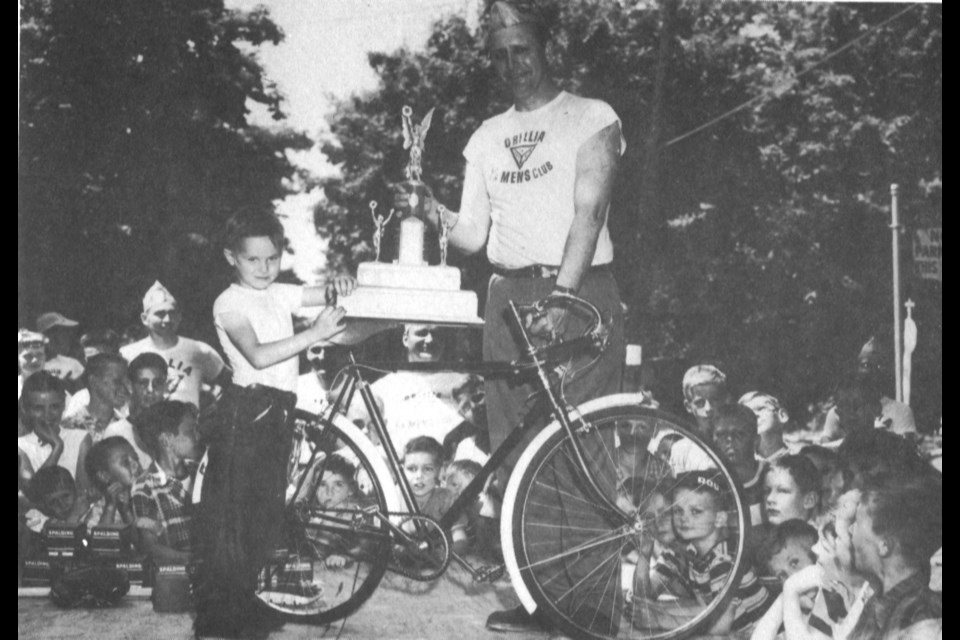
left=387, top=515, right=451, bottom=581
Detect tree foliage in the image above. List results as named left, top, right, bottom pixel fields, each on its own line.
left=19, top=0, right=309, bottom=338
left=319, top=1, right=940, bottom=420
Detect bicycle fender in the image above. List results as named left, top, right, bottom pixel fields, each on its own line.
left=500, top=393, right=651, bottom=614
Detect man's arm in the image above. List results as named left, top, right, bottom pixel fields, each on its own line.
left=556, top=121, right=621, bottom=291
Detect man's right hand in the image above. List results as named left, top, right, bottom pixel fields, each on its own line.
left=391, top=182, right=439, bottom=226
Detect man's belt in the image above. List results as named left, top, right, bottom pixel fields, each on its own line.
left=492, top=263, right=610, bottom=279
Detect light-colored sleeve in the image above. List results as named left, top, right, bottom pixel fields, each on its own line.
left=196, top=341, right=225, bottom=381
left=579, top=99, right=625, bottom=155
left=274, top=283, right=306, bottom=313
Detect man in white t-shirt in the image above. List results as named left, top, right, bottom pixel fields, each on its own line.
left=394, top=3, right=626, bottom=633
left=121, top=281, right=226, bottom=409
left=371, top=324, right=468, bottom=454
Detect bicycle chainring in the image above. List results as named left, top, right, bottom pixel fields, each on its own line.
left=387, top=515, right=450, bottom=581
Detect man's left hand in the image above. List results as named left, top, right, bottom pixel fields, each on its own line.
left=526, top=307, right=568, bottom=343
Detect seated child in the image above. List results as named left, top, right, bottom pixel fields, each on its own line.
left=763, top=454, right=820, bottom=525
left=633, top=471, right=771, bottom=634
left=309, top=454, right=370, bottom=568
left=85, top=436, right=142, bottom=527
left=444, top=458, right=501, bottom=559
left=130, top=401, right=201, bottom=564
left=739, top=391, right=790, bottom=461
left=800, top=445, right=844, bottom=521
left=402, top=436, right=468, bottom=554
left=756, top=519, right=817, bottom=584
left=668, top=365, right=733, bottom=474
left=23, top=467, right=95, bottom=541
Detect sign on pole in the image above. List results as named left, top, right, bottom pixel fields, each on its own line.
left=913, top=227, right=942, bottom=281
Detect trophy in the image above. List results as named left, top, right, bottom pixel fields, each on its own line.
left=369, top=201, right=396, bottom=262
left=397, top=105, right=435, bottom=265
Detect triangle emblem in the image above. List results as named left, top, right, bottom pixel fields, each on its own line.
left=510, top=144, right=537, bottom=169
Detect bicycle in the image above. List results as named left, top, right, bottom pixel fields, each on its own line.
left=254, top=293, right=751, bottom=640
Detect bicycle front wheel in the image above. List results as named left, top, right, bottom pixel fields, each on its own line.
left=256, top=412, right=399, bottom=625
left=502, top=397, right=751, bottom=640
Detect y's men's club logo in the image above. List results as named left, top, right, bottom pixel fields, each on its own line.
left=506, top=130, right=546, bottom=169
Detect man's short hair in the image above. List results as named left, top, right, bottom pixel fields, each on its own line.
left=128, top=352, right=168, bottom=379
left=861, top=474, right=942, bottom=570
left=485, top=1, right=551, bottom=45
left=85, top=352, right=127, bottom=380
left=133, top=400, right=195, bottom=457
left=837, top=429, right=928, bottom=490
left=222, top=208, right=285, bottom=253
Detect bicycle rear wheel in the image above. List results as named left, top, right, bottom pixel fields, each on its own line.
left=502, top=397, right=751, bottom=640
left=255, top=412, right=399, bottom=625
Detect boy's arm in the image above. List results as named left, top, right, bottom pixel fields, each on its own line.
left=782, top=566, right=830, bottom=640
left=136, top=528, right=191, bottom=564
left=751, top=594, right=785, bottom=640
left=219, top=308, right=345, bottom=370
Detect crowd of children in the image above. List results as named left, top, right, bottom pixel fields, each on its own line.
left=18, top=207, right=941, bottom=640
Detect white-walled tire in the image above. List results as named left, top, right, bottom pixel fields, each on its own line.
left=501, top=396, right=750, bottom=640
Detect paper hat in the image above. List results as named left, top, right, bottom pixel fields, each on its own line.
left=36, top=312, right=78, bottom=333
left=142, top=281, right=178, bottom=313
left=488, top=1, right=546, bottom=33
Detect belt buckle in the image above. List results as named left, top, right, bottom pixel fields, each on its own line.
left=537, top=265, right=560, bottom=278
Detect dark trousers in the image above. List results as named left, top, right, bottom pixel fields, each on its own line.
left=193, top=384, right=295, bottom=636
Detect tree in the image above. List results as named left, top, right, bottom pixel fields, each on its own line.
left=317, top=1, right=940, bottom=419
left=19, top=0, right=309, bottom=339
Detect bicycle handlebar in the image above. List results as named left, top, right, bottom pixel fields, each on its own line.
left=507, top=292, right=607, bottom=369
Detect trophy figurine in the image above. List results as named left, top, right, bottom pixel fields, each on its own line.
left=369, top=201, right=396, bottom=262
left=397, top=105, right=435, bottom=265
left=438, top=205, right=453, bottom=266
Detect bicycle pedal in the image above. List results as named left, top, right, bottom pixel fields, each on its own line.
left=475, top=564, right=505, bottom=583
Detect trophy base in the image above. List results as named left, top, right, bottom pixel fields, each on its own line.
left=340, top=285, right=482, bottom=326
left=357, top=261, right=461, bottom=290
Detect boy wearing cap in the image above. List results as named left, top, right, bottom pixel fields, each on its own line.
left=37, top=312, right=85, bottom=386
left=18, top=330, right=49, bottom=399
left=120, top=281, right=226, bottom=409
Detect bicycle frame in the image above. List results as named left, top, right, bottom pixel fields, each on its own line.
left=299, top=293, right=627, bottom=578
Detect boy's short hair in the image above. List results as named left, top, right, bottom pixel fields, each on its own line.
left=448, top=459, right=482, bottom=478
left=739, top=391, right=784, bottom=415
left=28, top=466, right=75, bottom=504
left=128, top=352, right=168, bottom=379
left=85, top=436, right=133, bottom=491
left=222, top=208, right=285, bottom=253
left=320, top=453, right=360, bottom=496
left=452, top=375, right=484, bottom=401
left=682, top=364, right=727, bottom=399
left=403, top=436, right=446, bottom=465
left=756, top=519, right=818, bottom=573
left=85, top=352, right=126, bottom=380
left=20, top=370, right=66, bottom=399
left=799, top=445, right=839, bottom=477
left=672, top=471, right=724, bottom=506
left=714, top=403, right=758, bottom=433
left=768, top=454, right=820, bottom=497
left=860, top=474, right=942, bottom=570
left=80, top=329, right=120, bottom=354
left=133, top=400, right=196, bottom=457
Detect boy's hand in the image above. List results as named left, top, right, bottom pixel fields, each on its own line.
left=34, top=422, right=64, bottom=450
left=328, top=275, right=357, bottom=300
left=106, top=482, right=131, bottom=507
left=309, top=306, right=347, bottom=342
left=783, top=564, right=822, bottom=597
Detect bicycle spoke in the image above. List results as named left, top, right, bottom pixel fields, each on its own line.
left=520, top=529, right=632, bottom=571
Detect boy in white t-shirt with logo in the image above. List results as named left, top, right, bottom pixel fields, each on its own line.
left=121, top=281, right=227, bottom=409
left=194, top=209, right=356, bottom=638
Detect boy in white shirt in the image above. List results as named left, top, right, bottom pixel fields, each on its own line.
left=194, top=209, right=356, bottom=638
